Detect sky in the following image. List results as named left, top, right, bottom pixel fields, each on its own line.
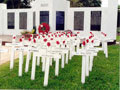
left=101, top=0, right=120, bottom=7
left=119, top=0, right=120, bottom=5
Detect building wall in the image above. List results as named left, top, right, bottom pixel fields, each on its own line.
left=67, top=8, right=102, bottom=32
left=0, top=4, right=7, bottom=35
left=107, top=0, right=118, bottom=39
left=1, top=9, right=33, bottom=35
left=67, top=0, right=118, bottom=40
left=52, top=0, right=70, bottom=31
left=101, top=0, right=118, bottom=40
left=0, top=0, right=118, bottom=40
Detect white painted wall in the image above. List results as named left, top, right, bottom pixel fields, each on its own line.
left=52, top=0, right=70, bottom=31
left=2, top=9, right=33, bottom=35
left=67, top=0, right=118, bottom=40
left=107, top=0, right=118, bottom=39
left=0, top=0, right=118, bottom=40
left=0, top=4, right=7, bottom=35
left=31, top=0, right=54, bottom=32
left=0, top=9, right=2, bottom=35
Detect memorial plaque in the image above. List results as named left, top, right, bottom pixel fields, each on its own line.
left=8, top=13, right=15, bottom=29
left=19, top=12, right=27, bottom=29
left=91, top=11, right=101, bottom=31
left=74, top=12, right=84, bottom=31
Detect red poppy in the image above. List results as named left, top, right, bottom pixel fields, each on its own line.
left=19, top=38, right=22, bottom=42
left=82, top=41, right=86, bottom=46
left=67, top=32, right=70, bottom=34
left=90, top=32, right=94, bottom=37
left=48, top=35, right=50, bottom=37
left=22, top=36, right=24, bottom=38
left=38, top=36, right=40, bottom=39
left=47, top=42, right=51, bottom=47
left=89, top=36, right=92, bottom=39
left=33, top=39, right=36, bottom=43
left=70, top=34, right=73, bottom=37
left=13, top=36, right=16, bottom=39
left=55, top=35, right=57, bottom=37
left=67, top=35, right=69, bottom=38
left=90, top=32, right=92, bottom=34
left=36, top=34, right=39, bottom=36
left=42, top=36, right=45, bottom=38
left=28, top=38, right=31, bottom=41
left=104, top=34, right=107, bottom=37
left=63, top=41, right=65, bottom=44
left=86, top=39, right=89, bottom=43
left=51, top=38, right=53, bottom=40
left=30, top=34, right=33, bottom=37
left=91, top=40, right=94, bottom=43
left=102, top=32, right=107, bottom=37
left=49, top=32, right=52, bottom=34
left=44, top=39, right=47, bottom=42
left=56, top=41, right=60, bottom=45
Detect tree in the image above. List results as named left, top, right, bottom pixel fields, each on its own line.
left=0, top=0, right=102, bottom=9
left=68, top=0, right=101, bottom=7
left=0, top=0, right=32, bottom=9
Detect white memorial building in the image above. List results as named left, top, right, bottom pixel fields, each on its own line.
left=0, top=0, right=118, bottom=40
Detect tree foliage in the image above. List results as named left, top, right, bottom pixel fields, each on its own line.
left=0, top=0, right=32, bottom=9
left=0, top=0, right=102, bottom=9
left=69, top=0, right=101, bottom=7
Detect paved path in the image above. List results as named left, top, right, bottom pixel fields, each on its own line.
left=0, top=35, right=26, bottom=65
left=0, top=35, right=22, bottom=43
left=0, top=46, right=20, bottom=65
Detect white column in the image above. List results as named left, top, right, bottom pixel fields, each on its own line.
left=36, top=11, right=40, bottom=34
left=0, top=9, right=2, bottom=34
left=50, top=10, right=56, bottom=32
left=107, top=0, right=118, bottom=40
left=67, top=9, right=74, bottom=31
left=15, top=11, right=19, bottom=35
left=84, top=10, right=90, bottom=32
left=102, top=0, right=118, bottom=40
left=27, top=11, right=33, bottom=31
left=65, top=7, right=68, bottom=30
left=0, top=4, right=7, bottom=35
left=3, top=10, right=7, bottom=35
left=49, top=10, right=54, bottom=32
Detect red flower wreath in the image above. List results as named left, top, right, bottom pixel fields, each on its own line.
left=38, top=23, right=50, bottom=34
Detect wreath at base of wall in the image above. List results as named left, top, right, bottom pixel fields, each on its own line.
left=38, top=23, right=50, bottom=34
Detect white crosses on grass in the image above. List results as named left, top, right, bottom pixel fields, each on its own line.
left=6, top=31, right=112, bottom=86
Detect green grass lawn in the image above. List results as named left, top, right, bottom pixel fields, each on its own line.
left=117, top=27, right=120, bottom=42
left=0, top=45, right=119, bottom=89
left=117, top=35, right=120, bottom=42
